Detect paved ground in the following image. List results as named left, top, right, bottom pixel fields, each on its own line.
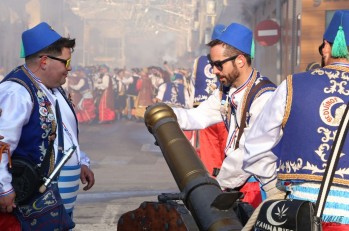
left=72, top=119, right=178, bottom=230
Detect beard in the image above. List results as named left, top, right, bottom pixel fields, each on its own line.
left=219, top=67, right=240, bottom=88
left=218, top=74, right=230, bottom=87
left=217, top=61, right=240, bottom=88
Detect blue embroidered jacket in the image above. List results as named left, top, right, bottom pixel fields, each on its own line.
left=275, top=65, right=349, bottom=186
left=3, top=66, right=77, bottom=174
left=3, top=66, right=55, bottom=171
left=193, top=56, right=220, bottom=106
left=163, top=82, right=186, bottom=108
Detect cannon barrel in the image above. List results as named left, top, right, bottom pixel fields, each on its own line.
left=144, top=103, right=242, bottom=231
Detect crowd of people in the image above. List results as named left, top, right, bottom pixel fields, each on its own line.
left=63, top=62, right=194, bottom=125
left=0, top=8, right=348, bottom=231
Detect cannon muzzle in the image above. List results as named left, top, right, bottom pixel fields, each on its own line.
left=144, top=103, right=243, bottom=231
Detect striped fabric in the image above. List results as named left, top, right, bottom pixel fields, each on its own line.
left=287, top=182, right=349, bottom=224
left=58, top=164, right=81, bottom=215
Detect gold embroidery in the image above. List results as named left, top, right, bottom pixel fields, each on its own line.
left=253, top=87, right=276, bottom=101
left=325, top=64, right=349, bottom=73
left=282, top=75, right=293, bottom=128
left=278, top=173, right=349, bottom=186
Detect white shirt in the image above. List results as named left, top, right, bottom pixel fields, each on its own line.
left=243, top=80, right=287, bottom=185
left=173, top=71, right=274, bottom=189
left=94, top=74, right=110, bottom=90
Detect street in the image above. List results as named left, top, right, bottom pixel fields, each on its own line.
left=73, top=118, right=178, bottom=230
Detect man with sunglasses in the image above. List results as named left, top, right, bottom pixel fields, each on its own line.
left=243, top=10, right=349, bottom=230
left=172, top=22, right=276, bottom=210
left=0, top=22, right=95, bottom=230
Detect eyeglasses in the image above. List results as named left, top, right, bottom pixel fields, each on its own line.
left=40, top=55, right=71, bottom=68
left=207, top=54, right=239, bottom=71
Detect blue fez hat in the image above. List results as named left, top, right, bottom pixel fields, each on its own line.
left=323, top=10, right=349, bottom=58
left=99, top=64, right=110, bottom=71
left=211, top=24, right=225, bottom=40
left=21, top=22, right=61, bottom=58
left=174, top=73, right=183, bottom=81
left=216, top=23, right=255, bottom=58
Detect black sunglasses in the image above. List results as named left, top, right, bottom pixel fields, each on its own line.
left=207, top=54, right=239, bottom=71
left=40, top=55, right=71, bottom=68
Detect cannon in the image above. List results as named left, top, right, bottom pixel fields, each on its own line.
left=117, top=103, right=243, bottom=231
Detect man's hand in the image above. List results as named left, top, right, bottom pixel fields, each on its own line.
left=80, top=165, right=95, bottom=191
left=0, top=135, right=5, bottom=146
left=0, top=135, right=15, bottom=213
left=0, top=135, right=8, bottom=148
left=0, top=192, right=16, bottom=213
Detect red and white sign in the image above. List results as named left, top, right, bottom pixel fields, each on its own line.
left=255, top=20, right=281, bottom=46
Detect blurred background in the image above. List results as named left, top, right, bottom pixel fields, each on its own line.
left=0, top=0, right=347, bottom=84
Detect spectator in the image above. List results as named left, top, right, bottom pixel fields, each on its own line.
left=69, top=66, right=96, bottom=124
left=94, top=64, right=115, bottom=123
left=154, top=73, right=190, bottom=109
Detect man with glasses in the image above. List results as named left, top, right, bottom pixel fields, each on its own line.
left=0, top=22, right=94, bottom=230
left=243, top=10, right=349, bottom=230
left=172, top=22, right=276, bottom=211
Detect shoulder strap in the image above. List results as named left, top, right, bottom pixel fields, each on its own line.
left=219, top=84, right=231, bottom=131
left=235, top=79, right=275, bottom=150
left=315, top=101, right=349, bottom=218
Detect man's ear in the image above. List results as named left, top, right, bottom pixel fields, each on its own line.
left=323, top=40, right=332, bottom=54
left=39, top=56, right=47, bottom=69
left=235, top=56, right=245, bottom=67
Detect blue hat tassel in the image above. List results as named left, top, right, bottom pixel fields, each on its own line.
left=331, top=14, right=349, bottom=59
left=250, top=39, right=255, bottom=59
left=20, top=40, right=25, bottom=58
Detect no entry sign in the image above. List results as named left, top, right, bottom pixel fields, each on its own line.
left=255, top=20, right=281, bottom=46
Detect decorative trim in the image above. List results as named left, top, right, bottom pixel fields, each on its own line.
left=325, top=64, right=349, bottom=73
left=253, top=87, right=276, bottom=101
left=239, top=69, right=258, bottom=120
left=278, top=173, right=349, bottom=186
left=282, top=75, right=293, bottom=128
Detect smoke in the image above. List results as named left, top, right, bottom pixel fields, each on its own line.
left=0, top=0, right=261, bottom=72
left=218, top=1, right=260, bottom=27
